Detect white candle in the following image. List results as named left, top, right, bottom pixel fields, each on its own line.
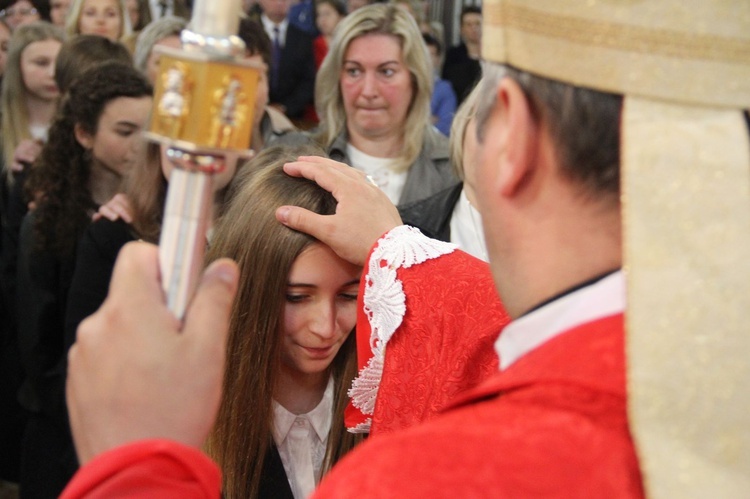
left=190, top=0, right=241, bottom=38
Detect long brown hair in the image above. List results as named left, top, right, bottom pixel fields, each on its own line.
left=205, top=145, right=363, bottom=498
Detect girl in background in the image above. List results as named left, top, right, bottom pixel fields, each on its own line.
left=205, top=145, right=363, bottom=498
left=312, top=0, right=345, bottom=69
left=15, top=61, right=151, bottom=498
left=64, top=0, right=132, bottom=43
left=1, top=21, right=62, bottom=185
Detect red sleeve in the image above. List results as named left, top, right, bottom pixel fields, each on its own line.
left=372, top=249, right=508, bottom=434
left=345, top=227, right=510, bottom=434
left=60, top=440, right=221, bottom=499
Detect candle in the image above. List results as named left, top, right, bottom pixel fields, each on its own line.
left=190, top=0, right=241, bottom=38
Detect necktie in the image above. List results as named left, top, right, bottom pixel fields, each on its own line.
left=271, top=26, right=281, bottom=91
left=158, top=0, right=167, bottom=17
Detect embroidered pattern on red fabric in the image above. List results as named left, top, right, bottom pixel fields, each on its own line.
left=347, top=226, right=456, bottom=432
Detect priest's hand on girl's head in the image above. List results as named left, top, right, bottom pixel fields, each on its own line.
left=277, top=156, right=403, bottom=266
left=66, top=241, right=239, bottom=465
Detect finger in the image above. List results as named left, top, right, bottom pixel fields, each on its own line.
left=290, top=156, right=366, bottom=182
left=182, top=258, right=238, bottom=352
left=92, top=212, right=102, bottom=222
left=112, top=204, right=133, bottom=223
left=283, top=161, right=358, bottom=200
left=276, top=205, right=332, bottom=241
left=98, top=205, right=119, bottom=222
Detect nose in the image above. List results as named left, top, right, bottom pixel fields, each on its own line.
left=309, top=300, right=337, bottom=340
left=361, top=72, right=378, bottom=98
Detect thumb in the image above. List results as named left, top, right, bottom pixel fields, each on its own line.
left=182, top=258, right=239, bottom=352
left=276, top=205, right=330, bottom=240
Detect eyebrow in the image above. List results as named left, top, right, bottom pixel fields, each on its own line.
left=287, top=278, right=360, bottom=288
left=115, top=121, right=142, bottom=127
left=343, top=59, right=399, bottom=66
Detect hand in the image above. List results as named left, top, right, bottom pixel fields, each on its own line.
left=276, top=156, right=402, bottom=266
left=92, top=193, right=133, bottom=223
left=66, top=242, right=239, bottom=465
left=12, top=139, right=42, bottom=173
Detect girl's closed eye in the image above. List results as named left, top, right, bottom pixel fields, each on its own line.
left=285, top=293, right=308, bottom=303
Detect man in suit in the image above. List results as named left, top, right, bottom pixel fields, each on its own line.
left=259, top=0, right=316, bottom=120
left=441, top=5, right=481, bottom=104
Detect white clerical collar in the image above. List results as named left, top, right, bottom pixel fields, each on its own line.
left=272, top=377, right=334, bottom=445
left=495, top=270, right=626, bottom=371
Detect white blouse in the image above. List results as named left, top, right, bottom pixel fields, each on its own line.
left=449, top=189, right=488, bottom=261
left=346, top=143, right=407, bottom=205
left=272, top=378, right=334, bottom=499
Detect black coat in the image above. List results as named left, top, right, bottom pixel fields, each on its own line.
left=269, top=24, right=316, bottom=119
left=398, top=183, right=463, bottom=243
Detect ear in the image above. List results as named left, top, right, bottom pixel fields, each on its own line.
left=495, top=77, right=539, bottom=197
left=74, top=123, right=93, bottom=150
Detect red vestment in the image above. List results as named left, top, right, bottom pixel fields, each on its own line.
left=315, top=313, right=644, bottom=498
left=346, top=227, right=510, bottom=435
left=60, top=440, right=220, bottom=498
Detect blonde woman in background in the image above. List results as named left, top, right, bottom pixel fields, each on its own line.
left=308, top=3, right=457, bottom=206
left=64, top=0, right=131, bottom=43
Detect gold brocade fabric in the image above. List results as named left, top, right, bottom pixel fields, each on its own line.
left=482, top=0, right=750, bottom=108
left=482, top=1, right=750, bottom=496
left=623, top=98, right=750, bottom=496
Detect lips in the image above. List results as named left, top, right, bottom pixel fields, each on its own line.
left=302, top=345, right=335, bottom=359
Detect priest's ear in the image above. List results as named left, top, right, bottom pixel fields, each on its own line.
left=478, top=76, right=540, bottom=199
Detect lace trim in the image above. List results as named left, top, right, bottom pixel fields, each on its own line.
left=348, top=420, right=372, bottom=434
left=348, top=226, right=456, bottom=427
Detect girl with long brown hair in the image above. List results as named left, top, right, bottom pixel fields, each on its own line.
left=205, top=145, right=363, bottom=498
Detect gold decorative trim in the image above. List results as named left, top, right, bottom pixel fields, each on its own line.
left=485, top=4, right=750, bottom=65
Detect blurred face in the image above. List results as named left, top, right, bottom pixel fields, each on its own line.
left=340, top=34, right=413, bottom=141
left=461, top=12, right=481, bottom=45
left=281, top=243, right=360, bottom=381
left=0, top=22, right=10, bottom=75
left=259, top=0, right=290, bottom=24
left=315, top=2, right=342, bottom=38
left=1, top=0, right=40, bottom=31
left=145, top=35, right=181, bottom=84
left=78, top=96, right=152, bottom=177
left=50, top=0, right=71, bottom=27
left=21, top=39, right=61, bottom=101
left=125, top=0, right=138, bottom=28
left=78, top=0, right=123, bottom=41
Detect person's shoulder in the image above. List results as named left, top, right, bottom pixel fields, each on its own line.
left=286, top=22, right=314, bottom=42
left=83, top=219, right=137, bottom=255
left=422, top=125, right=450, bottom=160
left=434, top=78, right=455, bottom=97
left=317, top=384, right=643, bottom=497
left=443, top=43, right=467, bottom=64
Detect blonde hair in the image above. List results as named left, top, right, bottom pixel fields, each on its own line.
left=314, top=3, right=433, bottom=173
left=1, top=21, right=64, bottom=185
left=64, top=0, right=132, bottom=41
left=449, top=82, right=481, bottom=180
left=205, top=145, right=363, bottom=498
